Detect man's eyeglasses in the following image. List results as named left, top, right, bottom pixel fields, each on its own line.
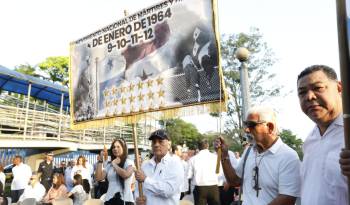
left=243, top=120, right=266, bottom=129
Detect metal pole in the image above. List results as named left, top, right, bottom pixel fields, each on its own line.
left=23, top=83, right=32, bottom=138
left=103, top=126, right=106, bottom=145
left=239, top=61, right=251, bottom=120
left=132, top=123, right=143, bottom=197
left=95, top=57, right=99, bottom=115
left=336, top=0, right=350, bottom=202
left=58, top=93, right=64, bottom=141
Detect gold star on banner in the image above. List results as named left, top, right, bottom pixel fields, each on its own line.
left=121, top=86, right=126, bottom=93
left=103, top=89, right=109, bottom=97
left=112, top=87, right=118, bottom=95
left=113, top=99, right=119, bottom=106
left=129, top=95, right=135, bottom=103
left=138, top=93, right=144, bottom=101
left=158, top=89, right=165, bottom=98
left=160, top=100, right=166, bottom=108
left=137, top=81, right=143, bottom=90
left=147, top=79, right=153, bottom=88
left=129, top=83, right=135, bottom=91
left=149, top=101, right=154, bottom=110
left=156, top=77, right=164, bottom=85
left=130, top=104, right=135, bottom=112
left=121, top=98, right=127, bottom=105
left=147, top=91, right=154, bottom=99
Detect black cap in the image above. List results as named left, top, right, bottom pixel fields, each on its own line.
left=148, top=129, right=169, bottom=140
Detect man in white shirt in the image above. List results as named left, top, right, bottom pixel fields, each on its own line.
left=217, top=106, right=301, bottom=205
left=65, top=160, right=75, bottom=191
left=214, top=144, right=239, bottom=205
left=135, top=129, right=184, bottom=205
left=11, top=155, right=32, bottom=203
left=18, top=172, right=46, bottom=203
left=297, top=65, right=348, bottom=205
left=188, top=139, right=220, bottom=205
left=172, top=144, right=189, bottom=200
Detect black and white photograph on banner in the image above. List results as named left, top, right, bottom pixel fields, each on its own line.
left=70, top=0, right=225, bottom=124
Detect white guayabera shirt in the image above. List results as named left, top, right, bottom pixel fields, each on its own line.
left=236, top=138, right=301, bottom=205
left=301, top=115, right=348, bottom=205
left=135, top=153, right=184, bottom=205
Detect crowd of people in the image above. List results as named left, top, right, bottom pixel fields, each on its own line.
left=0, top=64, right=349, bottom=205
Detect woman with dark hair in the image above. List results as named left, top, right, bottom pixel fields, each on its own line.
left=68, top=174, right=89, bottom=205
left=42, top=173, right=68, bottom=204
left=95, top=138, right=135, bottom=205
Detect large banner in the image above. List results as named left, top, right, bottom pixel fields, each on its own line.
left=69, top=0, right=226, bottom=128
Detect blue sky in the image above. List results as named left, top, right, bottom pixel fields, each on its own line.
left=0, top=0, right=340, bottom=140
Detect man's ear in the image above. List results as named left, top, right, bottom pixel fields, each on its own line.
left=266, top=122, right=275, bottom=134
left=337, top=81, right=342, bottom=93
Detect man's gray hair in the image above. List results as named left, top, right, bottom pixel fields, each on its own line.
left=246, top=106, right=278, bottom=134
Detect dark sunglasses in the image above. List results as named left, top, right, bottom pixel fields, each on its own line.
left=243, top=120, right=266, bottom=128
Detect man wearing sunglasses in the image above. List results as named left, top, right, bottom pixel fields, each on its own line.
left=135, top=129, right=184, bottom=205
left=217, top=106, right=301, bottom=205
left=298, top=65, right=348, bottom=205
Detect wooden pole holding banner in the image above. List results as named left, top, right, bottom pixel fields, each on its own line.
left=132, top=123, right=143, bottom=197
left=216, top=147, right=221, bottom=173
left=123, top=8, right=144, bottom=197
left=335, top=0, right=350, bottom=203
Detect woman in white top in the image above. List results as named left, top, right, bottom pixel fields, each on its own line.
left=68, top=174, right=89, bottom=205
left=0, top=164, right=5, bottom=192
left=71, top=156, right=92, bottom=189
left=95, top=138, right=135, bottom=205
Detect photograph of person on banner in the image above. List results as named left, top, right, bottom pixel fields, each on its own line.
left=70, top=0, right=225, bottom=124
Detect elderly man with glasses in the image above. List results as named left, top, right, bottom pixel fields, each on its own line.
left=134, top=129, right=184, bottom=205
left=216, top=106, right=301, bottom=205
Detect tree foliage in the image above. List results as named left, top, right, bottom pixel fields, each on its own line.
left=279, top=129, right=303, bottom=159
left=160, top=119, right=202, bottom=149
left=220, top=28, right=281, bottom=140
left=38, top=56, right=69, bottom=86
left=14, top=63, right=40, bottom=77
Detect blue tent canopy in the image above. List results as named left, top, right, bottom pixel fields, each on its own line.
left=0, top=65, right=70, bottom=109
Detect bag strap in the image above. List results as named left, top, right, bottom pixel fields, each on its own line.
left=238, top=144, right=253, bottom=205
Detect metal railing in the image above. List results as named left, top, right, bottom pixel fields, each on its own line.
left=0, top=103, right=154, bottom=149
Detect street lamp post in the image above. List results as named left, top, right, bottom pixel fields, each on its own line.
left=236, top=47, right=251, bottom=121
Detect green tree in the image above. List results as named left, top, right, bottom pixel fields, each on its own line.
left=161, top=119, right=202, bottom=149
left=14, top=63, right=40, bottom=77
left=220, top=28, right=282, bottom=141
left=279, top=129, right=303, bottom=159
left=202, top=131, right=243, bottom=153
left=38, top=56, right=69, bottom=86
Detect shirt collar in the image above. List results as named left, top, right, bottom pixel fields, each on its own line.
left=312, top=113, right=343, bottom=137
left=150, top=152, right=171, bottom=165
left=198, top=149, right=210, bottom=154
left=266, top=137, right=283, bottom=154
left=332, top=114, right=343, bottom=126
